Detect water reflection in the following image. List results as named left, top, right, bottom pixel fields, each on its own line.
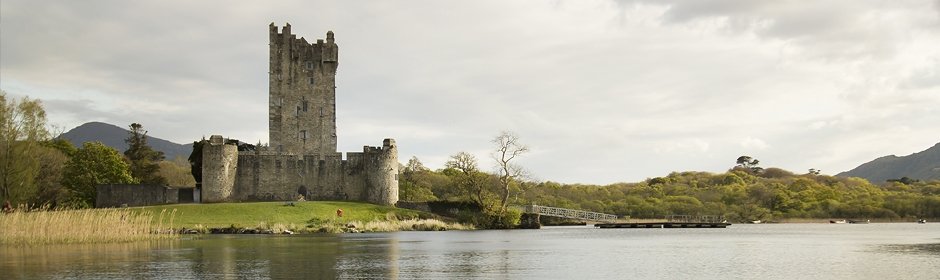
left=3, top=224, right=940, bottom=279
left=335, top=234, right=399, bottom=279
left=1, top=235, right=350, bottom=279
left=2, top=241, right=175, bottom=279
left=183, top=235, right=345, bottom=279
left=881, top=243, right=940, bottom=256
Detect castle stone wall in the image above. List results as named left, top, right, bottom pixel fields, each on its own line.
left=202, top=135, right=238, bottom=202
left=96, top=184, right=183, bottom=208
left=364, top=139, right=398, bottom=205
left=199, top=24, right=397, bottom=206
left=225, top=138, right=398, bottom=205
left=269, top=23, right=338, bottom=155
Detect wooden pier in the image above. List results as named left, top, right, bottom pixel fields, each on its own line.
left=595, top=215, right=731, bottom=229
left=595, top=222, right=731, bottom=228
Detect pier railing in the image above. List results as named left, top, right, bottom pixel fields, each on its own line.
left=523, top=205, right=619, bottom=222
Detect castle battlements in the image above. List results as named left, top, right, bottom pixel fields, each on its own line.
left=201, top=24, right=398, bottom=206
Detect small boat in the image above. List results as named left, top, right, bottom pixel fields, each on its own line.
left=848, top=220, right=870, bottom=224
left=748, top=220, right=762, bottom=224
left=829, top=219, right=847, bottom=224
left=918, top=219, right=927, bottom=224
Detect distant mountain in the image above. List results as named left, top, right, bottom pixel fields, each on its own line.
left=59, top=122, right=193, bottom=160
left=837, top=142, right=940, bottom=183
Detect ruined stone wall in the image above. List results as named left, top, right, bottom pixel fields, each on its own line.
left=202, top=135, right=238, bottom=202
left=269, top=23, right=338, bottom=155
left=95, top=184, right=181, bottom=208
left=227, top=138, right=398, bottom=205
left=199, top=25, right=398, bottom=206
left=362, top=139, right=398, bottom=205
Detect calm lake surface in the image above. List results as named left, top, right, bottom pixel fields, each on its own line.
left=3, top=223, right=939, bottom=279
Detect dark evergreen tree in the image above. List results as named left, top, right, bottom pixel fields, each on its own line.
left=124, top=123, right=167, bottom=185
left=188, top=138, right=206, bottom=186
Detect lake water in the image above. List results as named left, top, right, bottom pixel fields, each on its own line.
left=3, top=223, right=939, bottom=279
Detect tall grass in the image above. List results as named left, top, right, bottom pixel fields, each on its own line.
left=0, top=207, right=177, bottom=245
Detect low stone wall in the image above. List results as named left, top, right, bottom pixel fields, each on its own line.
left=396, top=201, right=431, bottom=212
left=96, top=184, right=194, bottom=208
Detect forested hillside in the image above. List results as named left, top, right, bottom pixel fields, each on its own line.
left=402, top=164, right=940, bottom=222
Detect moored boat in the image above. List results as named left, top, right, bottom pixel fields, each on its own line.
left=829, top=219, right=847, bottom=224
left=848, top=219, right=870, bottom=224
left=917, top=219, right=927, bottom=224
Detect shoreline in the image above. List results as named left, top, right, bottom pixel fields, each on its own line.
left=178, top=217, right=474, bottom=235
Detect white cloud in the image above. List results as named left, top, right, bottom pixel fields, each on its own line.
left=740, top=137, right=769, bottom=150
left=2, top=0, right=940, bottom=184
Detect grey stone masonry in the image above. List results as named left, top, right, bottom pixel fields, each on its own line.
left=199, top=24, right=398, bottom=206
left=269, top=23, right=338, bottom=155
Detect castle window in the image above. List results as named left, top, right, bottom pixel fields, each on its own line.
left=299, top=130, right=307, bottom=140
left=306, top=61, right=314, bottom=70
left=295, top=106, right=301, bottom=116
left=302, top=100, right=308, bottom=112
left=309, top=77, right=315, bottom=85
left=319, top=107, right=324, bottom=116
left=276, top=160, right=282, bottom=169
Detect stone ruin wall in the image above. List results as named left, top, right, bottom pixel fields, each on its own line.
left=199, top=24, right=398, bottom=206
left=201, top=136, right=238, bottom=203
left=268, top=23, right=338, bottom=156
left=202, top=136, right=398, bottom=205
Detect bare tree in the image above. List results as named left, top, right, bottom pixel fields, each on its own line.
left=492, top=131, right=529, bottom=214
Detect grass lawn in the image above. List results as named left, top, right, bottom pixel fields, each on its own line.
left=131, top=201, right=428, bottom=228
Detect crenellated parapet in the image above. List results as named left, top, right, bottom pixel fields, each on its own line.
left=362, top=139, right=399, bottom=205
left=269, top=23, right=338, bottom=156
left=200, top=24, right=398, bottom=207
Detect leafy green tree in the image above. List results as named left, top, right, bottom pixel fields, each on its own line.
left=735, top=155, right=763, bottom=173
left=399, top=156, right=439, bottom=201
left=446, top=152, right=495, bottom=210
left=0, top=91, right=50, bottom=204
left=404, top=156, right=428, bottom=172
left=887, top=177, right=919, bottom=185
left=124, top=123, right=166, bottom=185
left=158, top=156, right=197, bottom=187
left=32, top=143, right=70, bottom=207
left=63, top=142, right=137, bottom=207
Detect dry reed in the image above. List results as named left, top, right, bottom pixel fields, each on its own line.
left=0, top=207, right=177, bottom=245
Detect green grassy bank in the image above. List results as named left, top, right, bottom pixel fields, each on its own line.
left=130, top=201, right=470, bottom=232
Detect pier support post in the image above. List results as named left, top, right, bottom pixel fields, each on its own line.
left=519, top=213, right=541, bottom=229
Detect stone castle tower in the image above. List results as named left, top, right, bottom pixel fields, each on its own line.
left=201, top=24, right=398, bottom=206
left=269, top=23, right=337, bottom=155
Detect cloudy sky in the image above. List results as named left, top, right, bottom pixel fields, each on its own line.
left=2, top=0, right=939, bottom=184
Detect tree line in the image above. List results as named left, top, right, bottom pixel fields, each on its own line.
left=402, top=149, right=940, bottom=223
left=0, top=92, right=194, bottom=208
